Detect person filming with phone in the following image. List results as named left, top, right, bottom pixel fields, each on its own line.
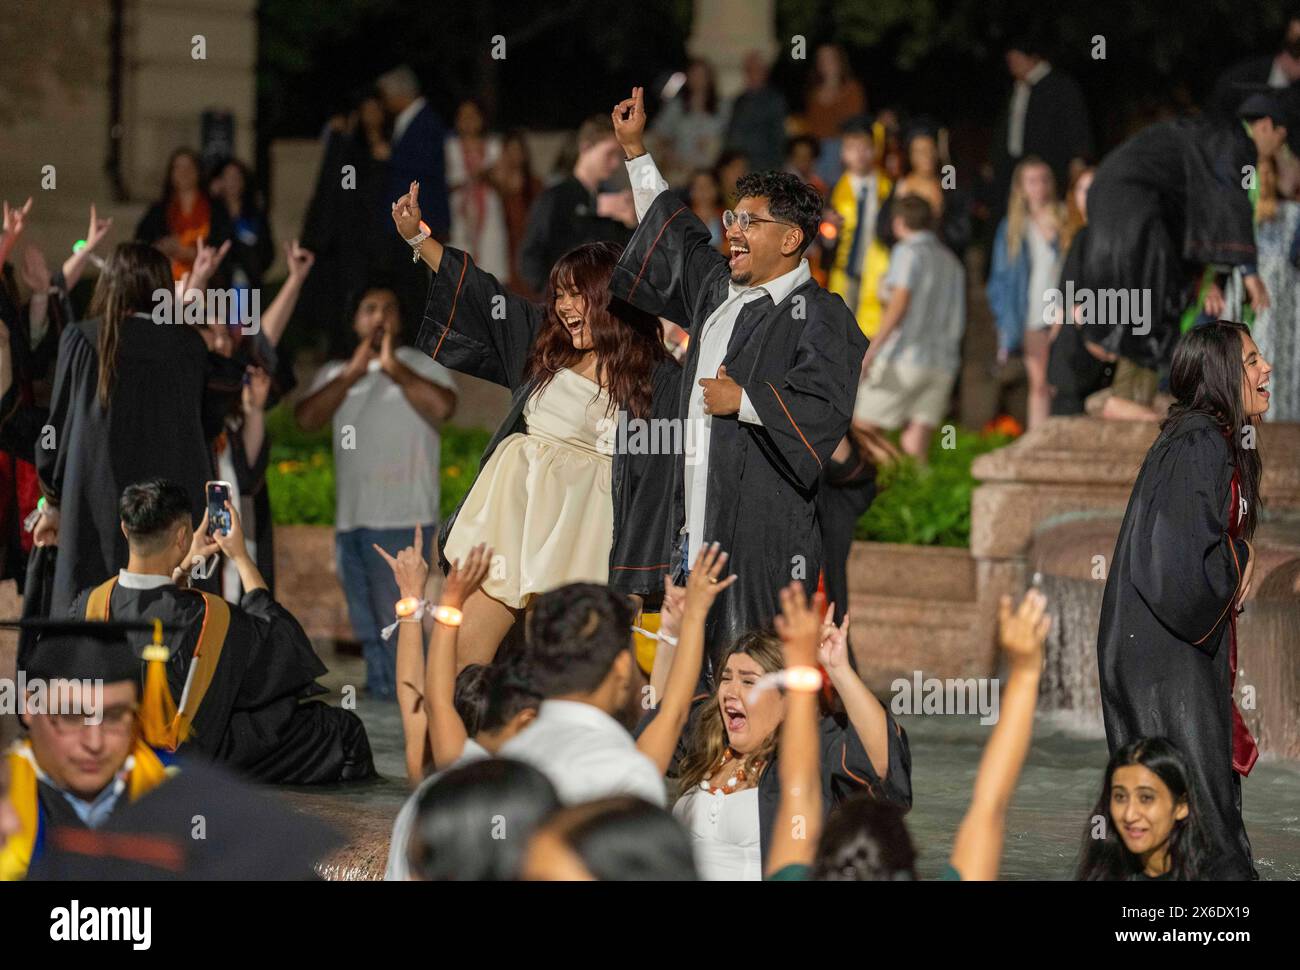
left=68, top=478, right=376, bottom=784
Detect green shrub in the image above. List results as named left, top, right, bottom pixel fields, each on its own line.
left=855, top=428, right=1011, bottom=547
left=264, top=401, right=1010, bottom=549
left=265, top=405, right=491, bottom=526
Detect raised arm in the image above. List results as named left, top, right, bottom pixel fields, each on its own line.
left=374, top=527, right=435, bottom=784
left=948, top=589, right=1049, bottom=881
left=637, top=543, right=737, bottom=773
left=258, top=240, right=315, bottom=347
left=424, top=543, right=492, bottom=771
left=393, top=180, right=546, bottom=388
left=607, top=88, right=728, bottom=327
left=62, top=204, right=114, bottom=292
left=765, top=582, right=826, bottom=877
left=392, top=181, right=444, bottom=271
left=818, top=606, right=889, bottom=779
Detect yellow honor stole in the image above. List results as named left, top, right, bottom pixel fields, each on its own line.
left=0, top=737, right=172, bottom=881
left=84, top=576, right=231, bottom=751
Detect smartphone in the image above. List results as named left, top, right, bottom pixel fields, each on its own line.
left=206, top=481, right=232, bottom=536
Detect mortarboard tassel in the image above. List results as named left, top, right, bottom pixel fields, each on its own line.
left=138, top=618, right=180, bottom=750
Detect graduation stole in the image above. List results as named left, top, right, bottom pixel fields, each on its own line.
left=84, top=577, right=231, bottom=751
left=0, top=737, right=171, bottom=881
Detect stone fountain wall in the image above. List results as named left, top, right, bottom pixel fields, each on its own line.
left=969, top=417, right=1300, bottom=758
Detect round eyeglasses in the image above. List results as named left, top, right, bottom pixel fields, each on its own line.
left=722, top=209, right=797, bottom=233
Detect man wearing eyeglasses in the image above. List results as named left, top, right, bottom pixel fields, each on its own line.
left=608, top=88, right=867, bottom=671
left=0, top=619, right=177, bottom=880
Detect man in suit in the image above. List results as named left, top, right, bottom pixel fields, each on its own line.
left=378, top=65, right=450, bottom=238
left=377, top=65, right=450, bottom=316
left=1209, top=9, right=1300, bottom=121
left=990, top=38, right=1093, bottom=223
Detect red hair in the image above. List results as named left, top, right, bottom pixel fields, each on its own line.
left=523, top=242, right=670, bottom=419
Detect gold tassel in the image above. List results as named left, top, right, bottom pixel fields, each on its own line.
left=138, top=618, right=179, bottom=750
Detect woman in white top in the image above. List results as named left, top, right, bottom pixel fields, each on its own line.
left=391, top=182, right=681, bottom=667
left=986, top=156, right=1065, bottom=429
left=659, top=587, right=913, bottom=880
left=445, top=100, right=510, bottom=278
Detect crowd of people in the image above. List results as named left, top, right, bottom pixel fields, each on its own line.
left=0, top=20, right=1288, bottom=881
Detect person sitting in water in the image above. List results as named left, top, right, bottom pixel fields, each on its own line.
left=1075, top=737, right=1215, bottom=881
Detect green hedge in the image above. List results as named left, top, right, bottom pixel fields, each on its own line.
left=854, top=427, right=1012, bottom=547
left=266, top=406, right=1011, bottom=548
left=265, top=406, right=490, bottom=526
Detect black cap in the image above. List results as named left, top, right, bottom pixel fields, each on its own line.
left=4, top=618, right=182, bottom=684
left=27, top=758, right=345, bottom=881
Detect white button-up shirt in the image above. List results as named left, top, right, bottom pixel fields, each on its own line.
left=626, top=153, right=811, bottom=561
left=498, top=700, right=667, bottom=807
left=1007, top=60, right=1052, bottom=157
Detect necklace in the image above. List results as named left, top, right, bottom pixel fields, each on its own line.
left=701, top=746, right=765, bottom=795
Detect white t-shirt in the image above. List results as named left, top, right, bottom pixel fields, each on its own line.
left=307, top=346, right=457, bottom=532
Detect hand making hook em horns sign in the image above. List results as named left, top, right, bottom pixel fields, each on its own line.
left=699, top=364, right=742, bottom=416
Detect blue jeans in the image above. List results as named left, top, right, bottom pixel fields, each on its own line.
left=336, top=524, right=436, bottom=699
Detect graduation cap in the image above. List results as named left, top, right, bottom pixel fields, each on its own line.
left=5, top=618, right=185, bottom=749
left=26, top=757, right=344, bottom=881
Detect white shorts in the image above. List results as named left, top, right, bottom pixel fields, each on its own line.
left=853, top=359, right=956, bottom=429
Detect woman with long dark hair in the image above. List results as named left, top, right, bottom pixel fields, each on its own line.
left=134, top=147, right=231, bottom=282
left=1097, top=319, right=1271, bottom=880
left=391, top=180, right=679, bottom=666
left=31, top=242, right=240, bottom=612
left=1076, top=738, right=1214, bottom=881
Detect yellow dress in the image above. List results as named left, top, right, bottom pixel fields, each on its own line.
left=444, top=367, right=615, bottom=609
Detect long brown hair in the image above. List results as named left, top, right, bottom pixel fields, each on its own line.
left=1061, top=165, right=1095, bottom=252
left=676, top=631, right=785, bottom=796
left=522, top=242, right=669, bottom=420
left=86, top=242, right=173, bottom=409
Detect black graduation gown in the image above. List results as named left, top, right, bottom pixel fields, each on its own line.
left=816, top=436, right=877, bottom=631
left=414, top=245, right=681, bottom=603
left=70, top=582, right=375, bottom=785
left=35, top=317, right=241, bottom=615
left=1096, top=412, right=1255, bottom=879
left=1048, top=225, right=1116, bottom=416
left=608, top=192, right=866, bottom=660
left=1076, top=118, right=1257, bottom=369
